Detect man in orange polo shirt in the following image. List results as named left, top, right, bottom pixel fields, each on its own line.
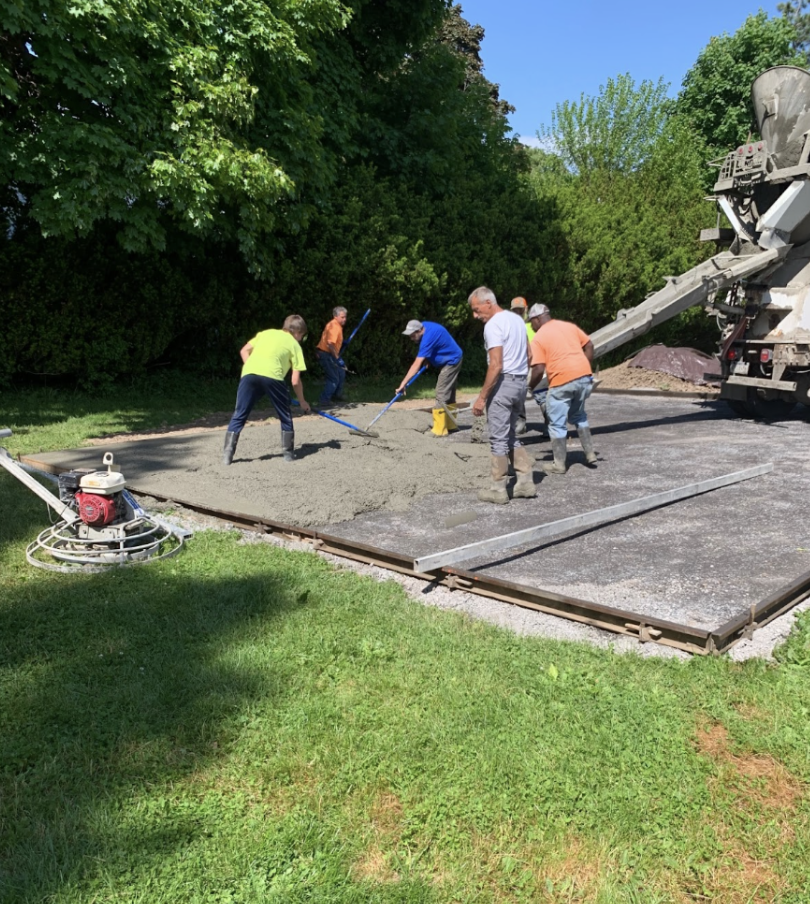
left=316, top=306, right=348, bottom=408
left=528, top=303, right=596, bottom=474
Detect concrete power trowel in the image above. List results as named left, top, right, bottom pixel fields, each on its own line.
left=0, top=429, right=188, bottom=572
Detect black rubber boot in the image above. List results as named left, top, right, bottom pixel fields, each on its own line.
left=222, top=431, right=239, bottom=465
left=281, top=430, right=295, bottom=463
left=577, top=426, right=597, bottom=465
left=542, top=437, right=568, bottom=475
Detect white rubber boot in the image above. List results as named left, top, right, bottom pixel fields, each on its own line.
left=511, top=446, right=537, bottom=498
left=478, top=454, right=509, bottom=504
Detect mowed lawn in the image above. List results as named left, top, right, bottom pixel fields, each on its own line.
left=2, top=383, right=810, bottom=903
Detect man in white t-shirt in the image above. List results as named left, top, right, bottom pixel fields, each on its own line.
left=468, top=286, right=536, bottom=503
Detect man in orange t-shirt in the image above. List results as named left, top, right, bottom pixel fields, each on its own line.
left=316, top=306, right=348, bottom=407
left=528, top=303, right=596, bottom=474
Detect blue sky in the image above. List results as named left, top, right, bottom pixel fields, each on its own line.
left=458, top=1, right=786, bottom=144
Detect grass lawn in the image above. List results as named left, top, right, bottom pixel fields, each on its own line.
left=2, top=380, right=810, bottom=903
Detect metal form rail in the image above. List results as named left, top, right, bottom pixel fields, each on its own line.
left=18, top=454, right=810, bottom=657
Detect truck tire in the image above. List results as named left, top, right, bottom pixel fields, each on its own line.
left=725, top=390, right=795, bottom=420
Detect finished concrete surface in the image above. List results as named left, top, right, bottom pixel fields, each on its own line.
left=25, top=394, right=810, bottom=645
left=325, top=396, right=810, bottom=631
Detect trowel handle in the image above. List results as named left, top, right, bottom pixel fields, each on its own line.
left=367, top=365, right=428, bottom=431
left=404, top=364, right=428, bottom=390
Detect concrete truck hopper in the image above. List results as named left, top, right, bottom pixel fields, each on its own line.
left=589, top=65, right=810, bottom=419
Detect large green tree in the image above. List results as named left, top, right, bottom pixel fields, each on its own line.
left=530, top=76, right=714, bottom=340
left=0, top=0, right=449, bottom=269
left=2, top=0, right=557, bottom=382
left=779, top=0, right=810, bottom=62
left=538, top=74, right=670, bottom=179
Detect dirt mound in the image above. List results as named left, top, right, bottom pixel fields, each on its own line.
left=596, top=360, right=720, bottom=394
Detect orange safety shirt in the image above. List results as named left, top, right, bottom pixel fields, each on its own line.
left=530, top=320, right=592, bottom=388
left=317, top=319, right=344, bottom=355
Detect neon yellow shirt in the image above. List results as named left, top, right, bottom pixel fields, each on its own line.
left=526, top=322, right=535, bottom=342
left=241, top=330, right=306, bottom=380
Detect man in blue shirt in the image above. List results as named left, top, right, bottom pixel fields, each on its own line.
left=397, top=320, right=463, bottom=419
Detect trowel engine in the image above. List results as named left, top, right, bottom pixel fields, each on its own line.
left=59, top=466, right=127, bottom=528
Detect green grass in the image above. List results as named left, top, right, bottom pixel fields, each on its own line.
left=2, top=388, right=810, bottom=902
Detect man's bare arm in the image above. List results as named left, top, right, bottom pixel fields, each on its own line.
left=529, top=363, right=546, bottom=390
left=396, top=356, right=426, bottom=394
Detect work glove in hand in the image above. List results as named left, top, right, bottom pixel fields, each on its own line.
left=532, top=389, right=548, bottom=406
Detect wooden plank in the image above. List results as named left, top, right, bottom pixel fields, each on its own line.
left=413, top=463, right=773, bottom=572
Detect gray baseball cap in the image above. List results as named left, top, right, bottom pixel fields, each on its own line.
left=402, top=319, right=423, bottom=336
left=528, top=303, right=549, bottom=319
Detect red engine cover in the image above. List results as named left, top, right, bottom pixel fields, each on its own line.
left=75, top=491, right=118, bottom=527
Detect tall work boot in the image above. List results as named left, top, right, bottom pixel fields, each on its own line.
left=431, top=408, right=449, bottom=437
left=478, top=454, right=509, bottom=505
left=222, top=431, right=239, bottom=465
left=577, top=426, right=598, bottom=465
left=542, top=437, right=568, bottom=475
left=446, top=403, right=459, bottom=433
left=511, top=446, right=537, bottom=498
left=281, top=430, right=295, bottom=463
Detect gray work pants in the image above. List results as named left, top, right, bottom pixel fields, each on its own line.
left=485, top=374, right=527, bottom=456
left=435, top=359, right=462, bottom=407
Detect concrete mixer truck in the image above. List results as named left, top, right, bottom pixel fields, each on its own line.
left=589, top=65, right=810, bottom=419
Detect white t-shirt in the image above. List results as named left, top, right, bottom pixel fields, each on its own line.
left=483, top=310, right=529, bottom=376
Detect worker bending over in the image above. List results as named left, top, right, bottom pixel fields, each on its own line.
left=222, top=315, right=311, bottom=465
left=316, top=306, right=348, bottom=408
left=398, top=320, right=463, bottom=435
left=469, top=287, right=536, bottom=503
left=527, top=303, right=596, bottom=474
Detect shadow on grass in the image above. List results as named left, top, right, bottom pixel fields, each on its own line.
left=0, top=536, right=309, bottom=901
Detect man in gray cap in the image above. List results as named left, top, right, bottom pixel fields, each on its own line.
left=528, top=303, right=596, bottom=474
left=469, top=287, right=536, bottom=503
left=397, top=320, right=463, bottom=431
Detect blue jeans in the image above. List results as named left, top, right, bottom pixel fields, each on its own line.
left=317, top=350, right=345, bottom=404
left=546, top=375, right=593, bottom=439
left=228, top=374, right=293, bottom=434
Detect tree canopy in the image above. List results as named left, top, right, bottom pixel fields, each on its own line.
left=0, top=0, right=449, bottom=269
left=779, top=0, right=810, bottom=62
left=675, top=11, right=803, bottom=160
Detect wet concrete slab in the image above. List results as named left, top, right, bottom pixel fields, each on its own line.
left=319, top=396, right=810, bottom=631
left=24, top=394, right=810, bottom=636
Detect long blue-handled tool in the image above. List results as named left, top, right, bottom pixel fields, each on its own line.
left=313, top=408, right=378, bottom=438
left=341, top=308, right=371, bottom=353
left=364, top=365, right=428, bottom=432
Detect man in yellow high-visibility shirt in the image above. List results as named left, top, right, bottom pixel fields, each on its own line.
left=222, top=315, right=312, bottom=465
